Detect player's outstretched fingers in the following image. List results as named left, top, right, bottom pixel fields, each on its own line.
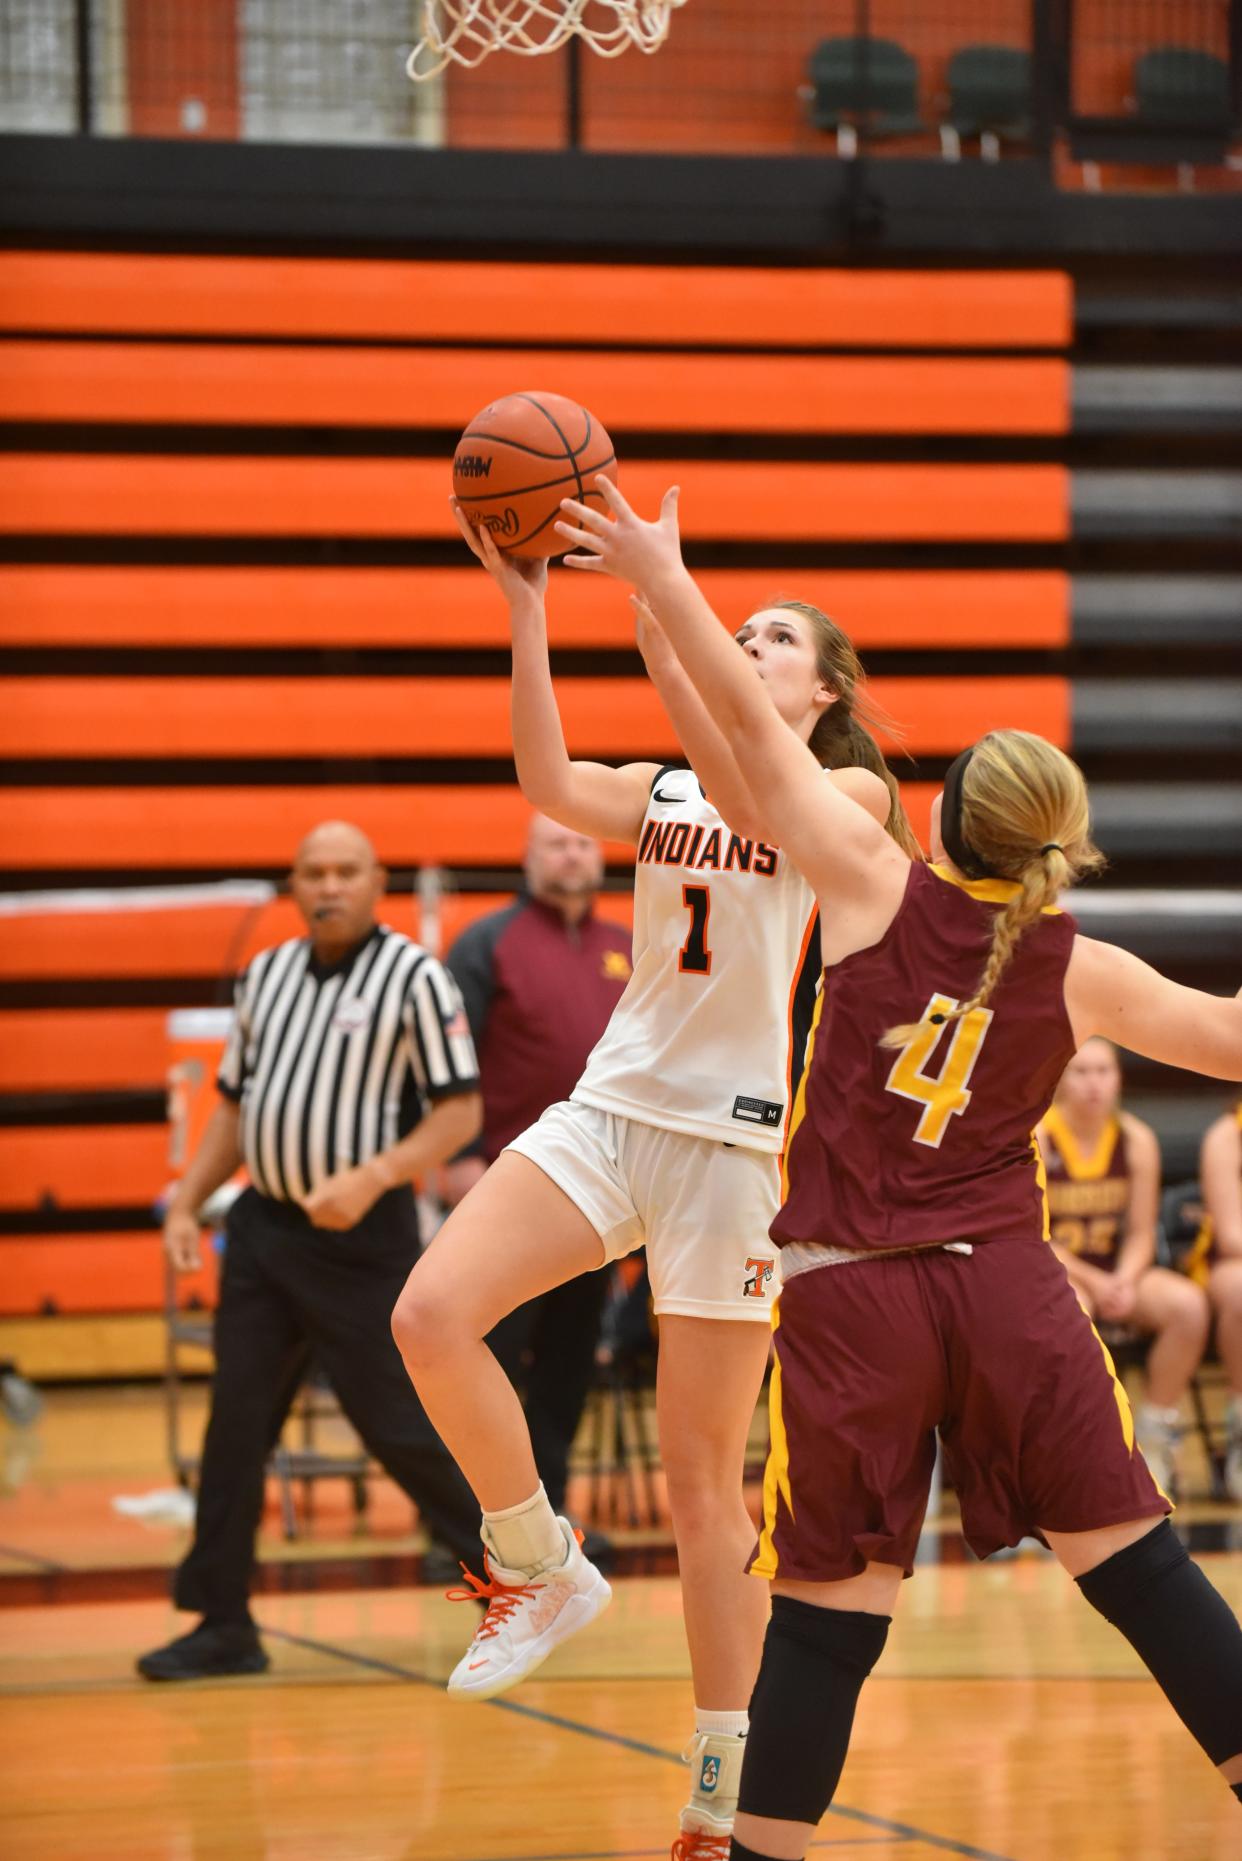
left=477, top=524, right=506, bottom=569
left=450, top=496, right=487, bottom=559
left=594, top=475, right=632, bottom=519
left=555, top=508, right=607, bottom=556
left=558, top=496, right=608, bottom=534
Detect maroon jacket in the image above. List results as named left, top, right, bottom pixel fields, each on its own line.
left=446, top=895, right=633, bottom=1160
left=774, top=862, right=1077, bottom=1254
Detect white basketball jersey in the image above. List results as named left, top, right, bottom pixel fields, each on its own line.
left=573, top=766, right=820, bottom=1154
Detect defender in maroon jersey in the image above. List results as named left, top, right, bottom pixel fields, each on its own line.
left=774, top=858, right=1077, bottom=1258
left=757, top=854, right=1164, bottom=1584
left=557, top=476, right=1242, bottom=1858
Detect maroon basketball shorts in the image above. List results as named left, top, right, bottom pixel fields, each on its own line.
left=750, top=1235, right=1169, bottom=1583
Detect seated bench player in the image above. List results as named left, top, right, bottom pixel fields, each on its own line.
left=1037, top=1037, right=1210, bottom=1494
left=1192, top=1102, right=1242, bottom=1498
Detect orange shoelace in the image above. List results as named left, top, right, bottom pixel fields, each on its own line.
left=445, top=1552, right=544, bottom=1641
left=670, top=1833, right=731, bottom=1860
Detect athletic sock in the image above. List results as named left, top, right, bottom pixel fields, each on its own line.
left=738, top=1595, right=890, bottom=1826
left=1076, top=1520, right=1242, bottom=1774
left=696, top=1707, right=749, bottom=1738
left=480, top=1483, right=566, bottom=1577
left=1135, top=1401, right=1181, bottom=1435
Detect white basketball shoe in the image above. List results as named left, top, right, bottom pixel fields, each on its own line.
left=671, top=1731, right=746, bottom=1858
left=671, top=1806, right=734, bottom=1860
left=1135, top=1402, right=1181, bottom=1498
left=446, top=1520, right=611, bottom=1700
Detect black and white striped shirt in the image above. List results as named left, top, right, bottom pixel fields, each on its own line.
left=217, top=924, right=478, bottom=1203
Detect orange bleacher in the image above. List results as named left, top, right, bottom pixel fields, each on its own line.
left=0, top=893, right=634, bottom=991
left=1, top=785, right=641, bottom=870
left=0, top=455, right=1068, bottom=542
left=0, top=1009, right=175, bottom=1092
left=0, top=253, right=1072, bottom=347
left=2, top=783, right=939, bottom=872
left=0, top=342, right=1069, bottom=435
left=1, top=1236, right=215, bottom=1317
left=2, top=1125, right=170, bottom=1210
left=0, top=566, right=1070, bottom=650
left=8, top=676, right=1068, bottom=761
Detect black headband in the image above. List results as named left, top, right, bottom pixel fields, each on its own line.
left=940, top=745, right=1001, bottom=881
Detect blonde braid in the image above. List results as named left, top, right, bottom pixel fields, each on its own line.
left=881, top=730, right=1098, bottom=1052
left=881, top=849, right=1066, bottom=1048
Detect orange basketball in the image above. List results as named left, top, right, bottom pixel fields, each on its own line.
left=452, top=391, right=618, bottom=558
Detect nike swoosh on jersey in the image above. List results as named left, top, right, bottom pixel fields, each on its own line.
left=652, top=786, right=685, bottom=803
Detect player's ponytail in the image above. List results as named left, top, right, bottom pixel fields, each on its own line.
left=882, top=730, right=1105, bottom=1048
left=772, top=600, right=924, bottom=863
left=839, top=716, right=925, bottom=863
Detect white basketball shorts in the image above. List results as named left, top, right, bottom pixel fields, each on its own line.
left=505, top=1097, right=781, bottom=1322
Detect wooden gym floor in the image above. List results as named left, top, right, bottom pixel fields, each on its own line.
left=3, top=1387, right=1241, bottom=1860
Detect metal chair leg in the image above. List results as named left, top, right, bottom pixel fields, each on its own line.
left=272, top=1445, right=299, bottom=1541
left=1189, top=1372, right=1225, bottom=1500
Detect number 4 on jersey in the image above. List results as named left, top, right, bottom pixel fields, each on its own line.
left=885, top=994, right=993, bottom=1147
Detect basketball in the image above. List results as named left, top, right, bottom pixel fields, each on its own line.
left=452, top=391, right=618, bottom=558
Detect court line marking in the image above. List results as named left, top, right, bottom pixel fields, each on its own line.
left=470, top=1840, right=905, bottom=1861
left=260, top=1625, right=1016, bottom=1861
left=0, top=1665, right=1158, bottom=1704
left=0, top=1542, right=67, bottom=1574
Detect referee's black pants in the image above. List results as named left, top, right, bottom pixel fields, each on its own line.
left=488, top=1269, right=610, bottom=1517
left=174, top=1186, right=481, bottom=1623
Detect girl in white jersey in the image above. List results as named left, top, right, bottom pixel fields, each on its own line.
left=392, top=506, right=919, bottom=1858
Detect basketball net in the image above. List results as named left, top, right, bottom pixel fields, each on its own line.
left=406, top=0, right=687, bottom=80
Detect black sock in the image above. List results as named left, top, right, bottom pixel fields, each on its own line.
left=1077, top=1520, right=1242, bottom=1773
left=737, top=1595, right=890, bottom=1826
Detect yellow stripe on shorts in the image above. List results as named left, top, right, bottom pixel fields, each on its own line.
left=750, top=1297, right=794, bottom=1580
left=1088, top=1320, right=1135, bottom=1452
left=1087, top=1320, right=1175, bottom=1508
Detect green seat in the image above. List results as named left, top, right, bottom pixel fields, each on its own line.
left=1134, top=46, right=1231, bottom=128
left=945, top=44, right=1031, bottom=139
left=806, top=36, right=923, bottom=138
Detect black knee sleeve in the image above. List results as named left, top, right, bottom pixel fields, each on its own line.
left=1077, top=1519, right=1242, bottom=1769
left=737, top=1595, right=891, bottom=1826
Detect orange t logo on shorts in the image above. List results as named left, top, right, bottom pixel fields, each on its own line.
left=743, top=1258, right=775, bottom=1299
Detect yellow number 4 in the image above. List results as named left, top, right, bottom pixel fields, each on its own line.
left=885, top=994, right=994, bottom=1148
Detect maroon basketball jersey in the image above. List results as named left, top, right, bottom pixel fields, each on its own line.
left=1040, top=1105, right=1131, bottom=1271
left=773, top=862, right=1078, bottom=1254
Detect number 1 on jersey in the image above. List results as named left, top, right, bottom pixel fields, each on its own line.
left=885, top=994, right=993, bottom=1147
left=679, top=884, right=713, bottom=975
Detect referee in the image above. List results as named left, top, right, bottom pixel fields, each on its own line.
left=138, top=820, right=483, bottom=1681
